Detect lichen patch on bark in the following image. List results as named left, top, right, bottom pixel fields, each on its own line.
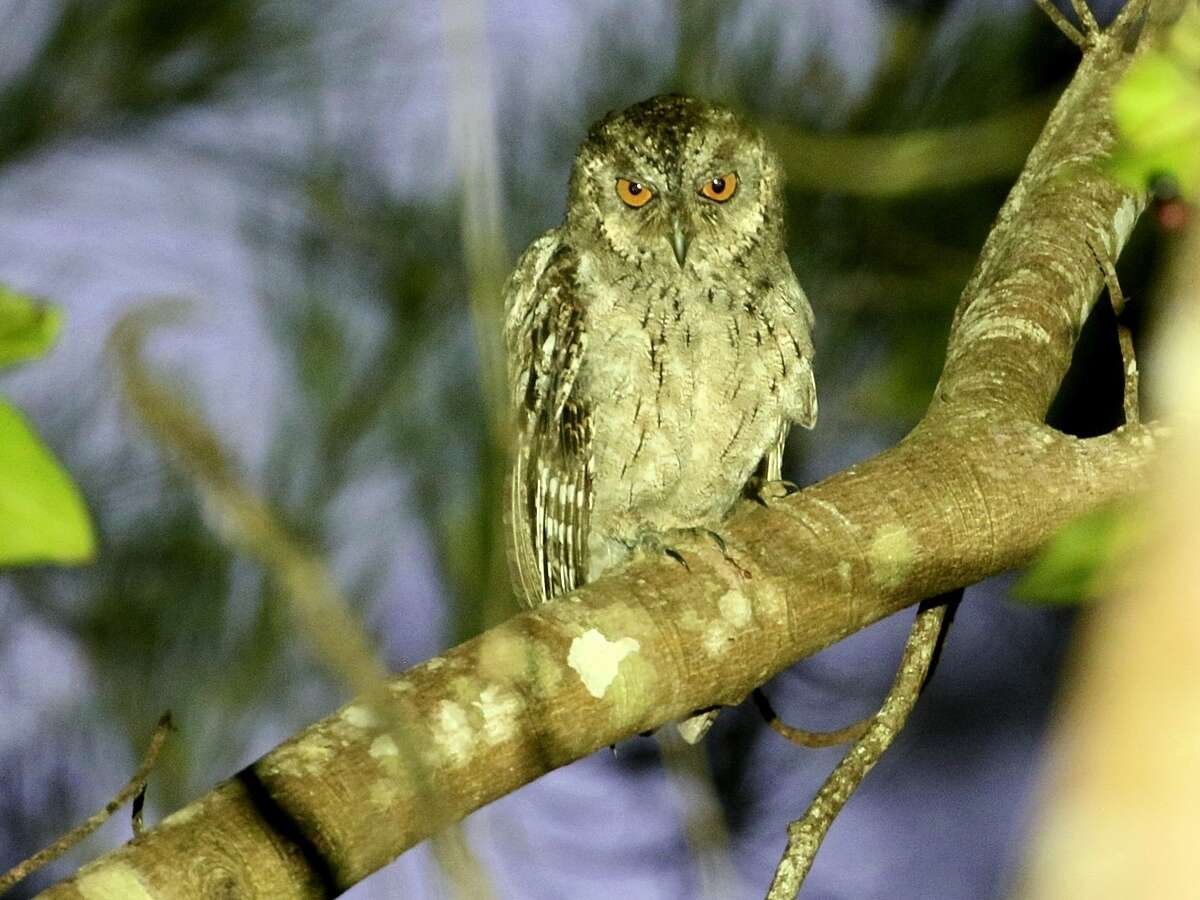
left=341, top=705, right=381, bottom=729
left=718, top=589, right=752, bottom=627
left=369, top=734, right=400, bottom=761
left=566, top=629, right=640, bottom=698
left=76, top=864, right=154, bottom=900
left=867, top=524, right=917, bottom=589
left=473, top=685, right=523, bottom=744
left=432, top=701, right=475, bottom=766
left=367, top=735, right=402, bottom=809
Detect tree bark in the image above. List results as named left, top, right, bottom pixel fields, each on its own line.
left=39, top=10, right=1169, bottom=899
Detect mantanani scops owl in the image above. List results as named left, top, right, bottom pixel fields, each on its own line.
left=503, top=95, right=816, bottom=736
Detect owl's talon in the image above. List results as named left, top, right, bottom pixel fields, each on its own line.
left=634, top=532, right=692, bottom=570
left=703, top=528, right=728, bottom=555
left=749, top=478, right=798, bottom=505
left=686, top=527, right=751, bottom=580
left=665, top=547, right=690, bottom=571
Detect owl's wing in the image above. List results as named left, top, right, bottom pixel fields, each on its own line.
left=503, top=235, right=593, bottom=607
left=758, top=274, right=818, bottom=483
left=781, top=276, right=818, bottom=430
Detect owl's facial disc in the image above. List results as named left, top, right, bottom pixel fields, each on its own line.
left=569, top=96, right=783, bottom=271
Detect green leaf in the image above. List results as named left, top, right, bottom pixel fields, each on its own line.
left=0, top=284, right=63, bottom=368
left=1013, top=500, right=1144, bottom=606
left=1109, top=6, right=1200, bottom=201
left=0, top=399, right=96, bottom=566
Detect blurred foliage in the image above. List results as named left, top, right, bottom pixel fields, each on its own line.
left=0, top=285, right=61, bottom=366
left=0, top=0, right=300, bottom=165
left=1013, top=499, right=1147, bottom=605
left=0, top=286, right=93, bottom=566
left=0, top=403, right=94, bottom=566
left=253, top=156, right=510, bottom=642
left=1110, top=2, right=1200, bottom=200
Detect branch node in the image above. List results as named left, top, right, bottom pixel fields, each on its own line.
left=1069, top=0, right=1101, bottom=38
left=1036, top=0, right=1088, bottom=47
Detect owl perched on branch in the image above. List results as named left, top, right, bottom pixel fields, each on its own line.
left=503, top=95, right=816, bottom=736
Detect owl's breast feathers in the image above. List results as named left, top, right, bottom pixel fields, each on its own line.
left=503, top=231, right=815, bottom=606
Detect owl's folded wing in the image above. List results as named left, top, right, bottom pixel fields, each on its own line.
left=503, top=236, right=593, bottom=606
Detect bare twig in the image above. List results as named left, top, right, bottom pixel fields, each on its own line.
left=1118, top=325, right=1140, bottom=424
left=1103, top=261, right=1141, bottom=425
left=754, top=591, right=959, bottom=750
left=766, top=594, right=961, bottom=899
left=1070, top=0, right=1101, bottom=36
left=1092, top=243, right=1141, bottom=424
left=1110, top=0, right=1151, bottom=36
left=1036, top=0, right=1088, bottom=46
left=0, top=714, right=173, bottom=895
left=753, top=689, right=871, bottom=749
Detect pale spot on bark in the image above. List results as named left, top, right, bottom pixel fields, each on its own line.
left=473, top=685, right=523, bottom=744
left=567, top=629, right=640, bottom=698
left=704, top=621, right=732, bottom=655
left=867, top=524, right=917, bottom=589
left=76, top=863, right=154, bottom=900
left=433, top=701, right=475, bottom=765
left=1112, top=195, right=1139, bottom=249
left=270, top=736, right=336, bottom=778
left=370, top=734, right=400, bottom=759
left=955, top=308, right=1052, bottom=353
left=367, top=735, right=402, bottom=809
left=369, top=780, right=398, bottom=810
left=718, top=589, right=752, bottom=626
left=836, top=560, right=853, bottom=588
left=342, top=705, right=380, bottom=729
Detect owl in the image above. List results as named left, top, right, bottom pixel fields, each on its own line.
left=503, top=95, right=816, bottom=736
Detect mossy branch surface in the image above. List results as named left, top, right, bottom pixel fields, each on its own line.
left=38, top=10, right=1169, bottom=899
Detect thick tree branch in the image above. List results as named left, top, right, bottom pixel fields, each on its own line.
left=38, top=9, right=1170, bottom=898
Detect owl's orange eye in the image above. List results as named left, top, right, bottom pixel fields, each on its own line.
left=616, top=178, right=653, bottom=208
left=700, top=173, right=738, bottom=202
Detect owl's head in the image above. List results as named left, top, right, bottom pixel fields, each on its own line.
left=566, top=95, right=785, bottom=271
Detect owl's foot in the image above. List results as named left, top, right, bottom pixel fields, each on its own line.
left=633, top=531, right=692, bottom=570
left=746, top=477, right=799, bottom=507
left=635, top=527, right=751, bottom=580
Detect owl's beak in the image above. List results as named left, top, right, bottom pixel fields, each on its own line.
left=671, top=217, right=690, bottom=267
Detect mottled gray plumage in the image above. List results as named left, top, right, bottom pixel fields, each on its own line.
left=504, top=94, right=816, bottom=622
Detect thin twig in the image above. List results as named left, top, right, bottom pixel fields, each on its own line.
left=1093, top=243, right=1141, bottom=424
left=1110, top=0, right=1150, bottom=37
left=754, top=593, right=959, bottom=750
left=1117, top=326, right=1140, bottom=424
left=1069, top=0, right=1101, bottom=36
left=1036, top=0, right=1087, bottom=46
left=753, top=689, right=871, bottom=748
left=765, top=592, right=962, bottom=900
left=0, top=714, right=173, bottom=895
